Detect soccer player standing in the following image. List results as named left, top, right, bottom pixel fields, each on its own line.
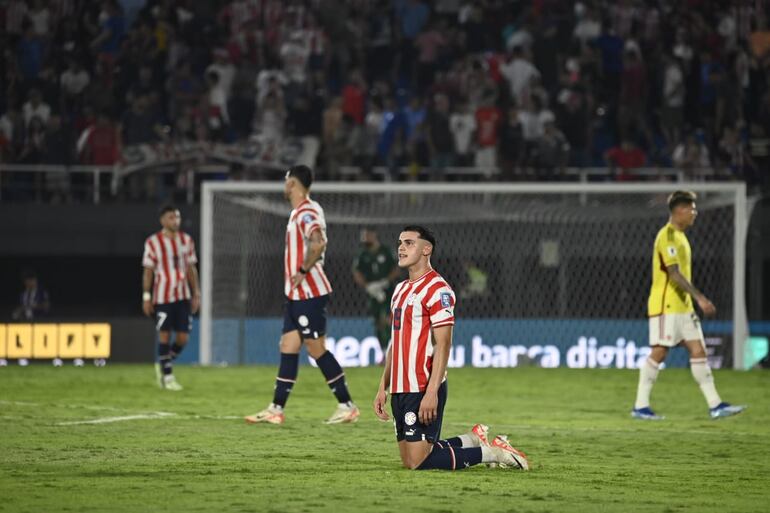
left=373, top=226, right=529, bottom=470
left=632, top=191, right=746, bottom=420
left=245, top=165, right=360, bottom=425
left=142, top=205, right=200, bottom=391
left=352, top=228, right=401, bottom=351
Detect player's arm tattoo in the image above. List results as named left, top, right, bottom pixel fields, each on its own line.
left=426, top=325, right=453, bottom=394
left=666, top=264, right=704, bottom=300
left=301, top=229, right=327, bottom=271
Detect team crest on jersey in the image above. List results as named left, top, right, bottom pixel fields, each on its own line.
left=404, top=412, right=417, bottom=426
left=407, top=294, right=417, bottom=306
left=302, top=214, right=315, bottom=224
left=440, top=292, right=452, bottom=308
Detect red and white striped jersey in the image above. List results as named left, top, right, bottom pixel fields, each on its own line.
left=389, top=269, right=456, bottom=394
left=285, top=198, right=333, bottom=300
left=142, top=231, right=198, bottom=305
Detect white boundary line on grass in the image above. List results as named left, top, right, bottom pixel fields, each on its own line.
left=57, top=412, right=177, bottom=425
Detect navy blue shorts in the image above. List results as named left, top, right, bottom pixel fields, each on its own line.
left=282, top=295, right=329, bottom=339
left=391, top=381, right=448, bottom=443
left=155, top=300, right=192, bottom=333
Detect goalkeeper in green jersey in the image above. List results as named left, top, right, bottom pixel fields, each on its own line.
left=352, top=228, right=401, bottom=351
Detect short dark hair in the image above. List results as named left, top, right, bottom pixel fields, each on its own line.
left=402, top=225, right=436, bottom=252
left=667, top=190, right=697, bottom=211
left=287, top=164, right=313, bottom=189
left=159, top=204, right=178, bottom=216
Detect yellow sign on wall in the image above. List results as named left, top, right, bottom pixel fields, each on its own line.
left=58, top=324, right=84, bottom=358
left=7, top=325, right=33, bottom=359
left=84, top=324, right=111, bottom=358
left=33, top=324, right=59, bottom=358
left=0, top=324, right=109, bottom=359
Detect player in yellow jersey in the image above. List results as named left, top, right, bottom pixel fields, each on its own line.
left=632, top=191, right=746, bottom=420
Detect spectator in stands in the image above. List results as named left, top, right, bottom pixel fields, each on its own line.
left=12, top=270, right=50, bottom=321
left=672, top=133, right=711, bottom=178
left=564, top=87, right=594, bottom=166
left=205, top=49, right=236, bottom=102
left=43, top=115, right=74, bottom=202
left=18, top=116, right=46, bottom=164
left=17, top=23, right=45, bottom=84
left=0, top=106, right=22, bottom=161
left=449, top=99, right=475, bottom=166
left=500, top=46, right=540, bottom=106
left=79, top=112, right=120, bottom=166
left=498, top=106, right=525, bottom=179
left=660, top=53, right=685, bottom=148
left=89, top=0, right=125, bottom=79
left=604, top=139, right=647, bottom=181
left=204, top=70, right=229, bottom=141
left=426, top=93, right=454, bottom=179
left=536, top=120, right=570, bottom=178
left=22, top=89, right=50, bottom=128
left=60, top=58, right=91, bottom=115
left=342, top=69, right=366, bottom=126
left=717, top=122, right=757, bottom=182
left=474, top=93, right=501, bottom=175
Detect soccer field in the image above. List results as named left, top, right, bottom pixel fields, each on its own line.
left=1, top=365, right=768, bottom=513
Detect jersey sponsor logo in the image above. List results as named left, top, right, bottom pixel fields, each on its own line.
left=667, top=246, right=677, bottom=257
left=407, top=294, right=417, bottom=306
left=440, top=292, right=452, bottom=308
left=404, top=411, right=417, bottom=426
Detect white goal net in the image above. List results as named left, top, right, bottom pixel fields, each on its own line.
left=201, top=182, right=748, bottom=369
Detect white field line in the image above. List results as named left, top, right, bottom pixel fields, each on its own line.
left=57, top=412, right=177, bottom=425
left=1, top=400, right=243, bottom=425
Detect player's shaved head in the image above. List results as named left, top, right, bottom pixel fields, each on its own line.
left=667, top=190, right=696, bottom=212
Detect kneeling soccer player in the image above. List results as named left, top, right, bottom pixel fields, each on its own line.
left=372, top=225, right=529, bottom=471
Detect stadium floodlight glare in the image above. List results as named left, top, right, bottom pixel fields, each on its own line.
left=201, top=182, right=748, bottom=369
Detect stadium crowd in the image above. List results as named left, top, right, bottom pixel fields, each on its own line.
left=0, top=0, right=768, bottom=199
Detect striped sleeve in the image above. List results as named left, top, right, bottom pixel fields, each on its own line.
left=425, top=284, right=456, bottom=328
left=298, top=210, right=322, bottom=238
left=142, top=237, right=157, bottom=269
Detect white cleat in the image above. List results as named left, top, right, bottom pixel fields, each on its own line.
left=324, top=402, right=360, bottom=424
left=466, top=423, right=491, bottom=448
left=245, top=404, right=285, bottom=425
left=491, top=435, right=530, bottom=470
left=162, top=374, right=183, bottom=391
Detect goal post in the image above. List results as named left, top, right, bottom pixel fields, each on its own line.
left=200, top=182, right=749, bottom=370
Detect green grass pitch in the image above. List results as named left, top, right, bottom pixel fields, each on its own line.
left=1, top=364, right=769, bottom=512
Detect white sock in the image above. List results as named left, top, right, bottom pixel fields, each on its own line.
left=458, top=434, right=475, bottom=447
left=480, top=445, right=495, bottom=463
left=690, top=358, right=722, bottom=409
left=634, top=357, right=660, bottom=409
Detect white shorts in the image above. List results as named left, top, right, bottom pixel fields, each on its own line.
left=648, top=313, right=704, bottom=347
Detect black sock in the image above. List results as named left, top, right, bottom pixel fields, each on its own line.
left=436, top=437, right=464, bottom=448
left=272, top=353, right=299, bottom=408
left=417, top=444, right=483, bottom=470
left=316, top=351, right=352, bottom=404
left=158, top=343, right=172, bottom=375
left=170, top=342, right=186, bottom=360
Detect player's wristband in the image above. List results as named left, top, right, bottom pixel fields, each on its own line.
left=142, top=292, right=151, bottom=302
left=299, top=266, right=308, bottom=274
